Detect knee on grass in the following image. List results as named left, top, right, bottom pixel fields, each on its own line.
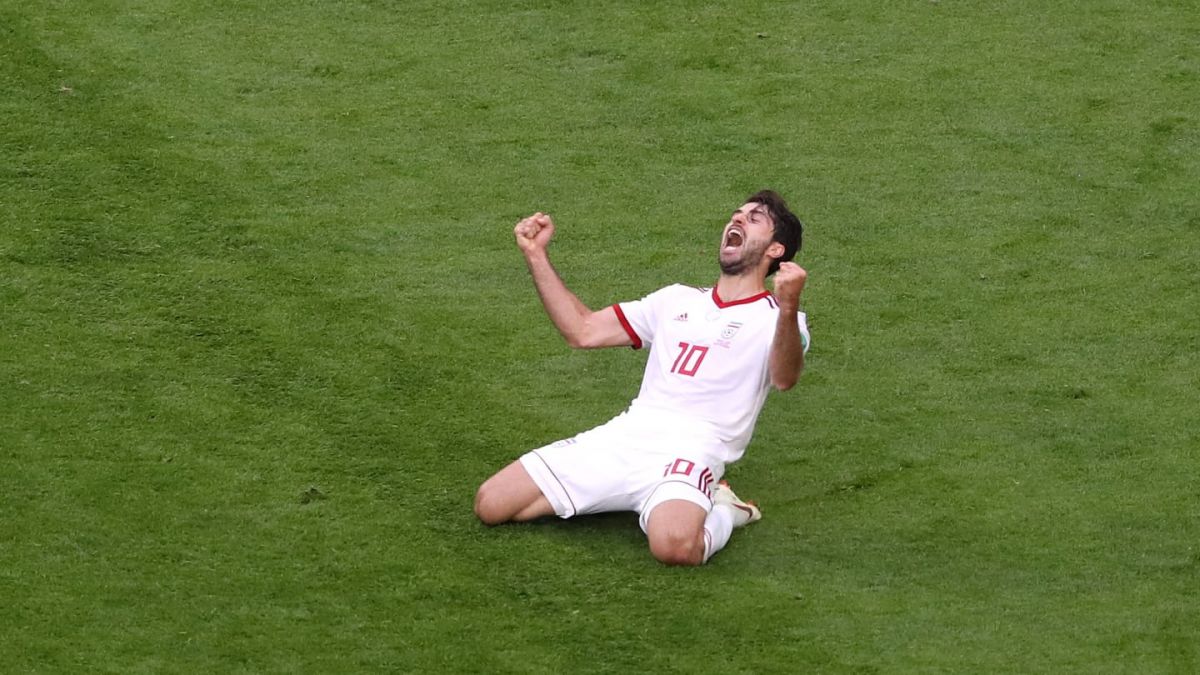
left=473, top=483, right=509, bottom=526
left=648, top=530, right=705, bottom=567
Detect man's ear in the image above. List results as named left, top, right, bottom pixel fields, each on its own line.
left=766, top=241, right=785, bottom=261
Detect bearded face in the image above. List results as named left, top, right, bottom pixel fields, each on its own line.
left=718, top=232, right=772, bottom=275
left=718, top=202, right=776, bottom=276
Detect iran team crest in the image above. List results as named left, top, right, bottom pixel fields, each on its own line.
left=720, top=322, right=743, bottom=340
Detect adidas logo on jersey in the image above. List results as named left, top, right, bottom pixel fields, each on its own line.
left=674, top=312, right=689, bottom=322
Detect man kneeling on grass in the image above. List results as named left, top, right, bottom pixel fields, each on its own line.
left=475, top=191, right=810, bottom=566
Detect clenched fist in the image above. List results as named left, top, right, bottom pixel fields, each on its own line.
left=773, top=262, right=807, bottom=311
left=514, top=212, right=555, bottom=254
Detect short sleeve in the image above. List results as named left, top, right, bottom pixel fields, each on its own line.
left=613, top=284, right=692, bottom=350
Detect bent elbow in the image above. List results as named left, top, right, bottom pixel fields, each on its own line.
left=772, top=368, right=803, bottom=391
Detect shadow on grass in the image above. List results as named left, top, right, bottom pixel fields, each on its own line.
left=493, top=512, right=645, bottom=546
left=543, top=511, right=641, bottom=533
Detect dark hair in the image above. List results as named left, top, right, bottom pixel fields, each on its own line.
left=747, top=190, right=803, bottom=276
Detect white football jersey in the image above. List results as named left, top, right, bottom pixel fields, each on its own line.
left=613, top=284, right=810, bottom=462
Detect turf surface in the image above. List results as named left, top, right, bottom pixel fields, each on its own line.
left=2, top=1, right=1198, bottom=672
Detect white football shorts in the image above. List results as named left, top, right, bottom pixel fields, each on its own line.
left=519, top=410, right=727, bottom=532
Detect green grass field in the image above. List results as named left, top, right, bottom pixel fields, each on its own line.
left=3, top=1, right=1198, bottom=672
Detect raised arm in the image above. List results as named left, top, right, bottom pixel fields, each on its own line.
left=768, top=262, right=808, bottom=391
left=514, top=212, right=633, bottom=349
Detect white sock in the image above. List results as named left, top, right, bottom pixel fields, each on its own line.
left=702, top=504, right=736, bottom=563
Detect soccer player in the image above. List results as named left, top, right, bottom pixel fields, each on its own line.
left=474, top=191, right=809, bottom=566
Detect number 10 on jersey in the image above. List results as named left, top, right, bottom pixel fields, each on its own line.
left=671, top=342, right=709, bottom=377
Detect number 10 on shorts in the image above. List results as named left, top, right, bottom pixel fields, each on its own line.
left=663, top=458, right=715, bottom=498
left=671, top=342, right=708, bottom=377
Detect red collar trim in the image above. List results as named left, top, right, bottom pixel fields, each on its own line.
left=711, top=285, right=772, bottom=308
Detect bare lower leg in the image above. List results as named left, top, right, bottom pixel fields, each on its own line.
left=475, top=460, right=555, bottom=525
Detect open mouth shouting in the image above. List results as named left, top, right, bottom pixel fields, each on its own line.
left=719, top=223, right=760, bottom=275
left=723, top=226, right=745, bottom=252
